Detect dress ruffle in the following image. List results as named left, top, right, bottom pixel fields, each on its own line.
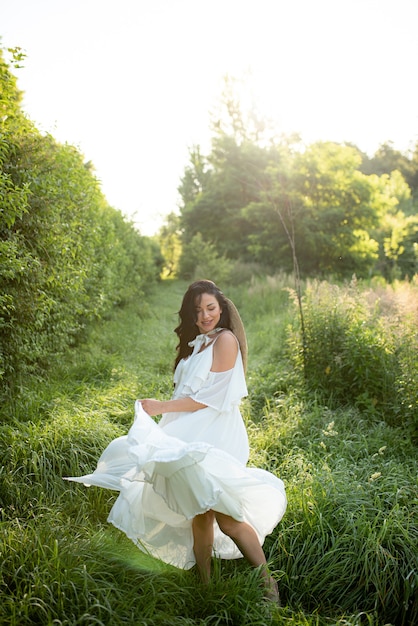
left=65, top=401, right=287, bottom=569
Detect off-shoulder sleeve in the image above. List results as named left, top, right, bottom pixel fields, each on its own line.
left=189, top=352, right=247, bottom=413
left=172, top=335, right=247, bottom=413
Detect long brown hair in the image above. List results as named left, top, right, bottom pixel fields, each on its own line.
left=174, top=280, right=232, bottom=370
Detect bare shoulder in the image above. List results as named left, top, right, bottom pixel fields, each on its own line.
left=215, top=329, right=238, bottom=349
left=211, top=330, right=238, bottom=372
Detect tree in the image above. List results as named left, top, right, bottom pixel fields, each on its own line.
left=293, top=142, right=381, bottom=276
left=177, top=145, right=211, bottom=206
left=179, top=134, right=286, bottom=262
left=178, top=75, right=290, bottom=263
left=243, top=143, right=383, bottom=277
left=158, top=212, right=182, bottom=278
left=173, top=75, right=417, bottom=282
left=371, top=170, right=418, bottom=279
left=177, top=232, right=233, bottom=284
left=361, top=141, right=418, bottom=201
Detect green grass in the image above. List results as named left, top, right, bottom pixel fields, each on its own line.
left=0, top=277, right=416, bottom=625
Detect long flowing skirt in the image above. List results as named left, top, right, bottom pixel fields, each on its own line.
left=65, top=401, right=287, bottom=569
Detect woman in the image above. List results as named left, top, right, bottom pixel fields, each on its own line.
left=65, top=280, right=287, bottom=601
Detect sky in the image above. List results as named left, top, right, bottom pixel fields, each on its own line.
left=2, top=0, right=418, bottom=234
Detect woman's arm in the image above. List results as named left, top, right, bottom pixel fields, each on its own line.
left=140, top=397, right=206, bottom=417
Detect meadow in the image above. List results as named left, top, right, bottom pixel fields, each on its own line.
left=0, top=277, right=416, bottom=626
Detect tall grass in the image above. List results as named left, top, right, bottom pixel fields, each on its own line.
left=1, top=277, right=416, bottom=625
left=286, top=276, right=418, bottom=436
left=247, top=398, right=417, bottom=624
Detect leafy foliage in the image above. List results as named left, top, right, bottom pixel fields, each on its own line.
left=287, top=277, right=418, bottom=436
left=0, top=48, right=162, bottom=391
left=174, top=85, right=418, bottom=281
left=158, top=211, right=182, bottom=278
left=178, top=232, right=233, bottom=284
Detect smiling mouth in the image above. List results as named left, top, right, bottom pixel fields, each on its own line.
left=200, top=320, right=215, bottom=327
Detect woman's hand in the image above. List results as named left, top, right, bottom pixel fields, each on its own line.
left=139, top=398, right=164, bottom=416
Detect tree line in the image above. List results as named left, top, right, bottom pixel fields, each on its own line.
left=2, top=50, right=418, bottom=392
left=0, top=48, right=163, bottom=392
left=162, top=84, right=418, bottom=284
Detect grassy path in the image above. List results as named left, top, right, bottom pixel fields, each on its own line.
left=1, top=279, right=416, bottom=625
left=0, top=280, right=286, bottom=625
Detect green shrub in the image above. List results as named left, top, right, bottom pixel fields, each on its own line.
left=0, top=51, right=162, bottom=393
left=224, top=260, right=266, bottom=285
left=287, top=278, right=418, bottom=433
left=178, top=233, right=233, bottom=284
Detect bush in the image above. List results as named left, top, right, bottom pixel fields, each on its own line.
left=287, top=278, right=418, bottom=434
left=0, top=51, right=162, bottom=392
left=178, top=233, right=233, bottom=284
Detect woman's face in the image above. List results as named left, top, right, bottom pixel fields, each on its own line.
left=195, top=292, right=222, bottom=334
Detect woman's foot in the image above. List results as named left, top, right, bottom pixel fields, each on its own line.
left=263, top=576, right=281, bottom=606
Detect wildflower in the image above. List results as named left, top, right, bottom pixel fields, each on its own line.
left=373, top=446, right=387, bottom=458
left=322, top=421, right=338, bottom=437
left=369, top=472, right=381, bottom=482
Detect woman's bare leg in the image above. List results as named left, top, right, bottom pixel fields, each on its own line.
left=192, top=511, right=215, bottom=583
left=214, top=512, right=280, bottom=603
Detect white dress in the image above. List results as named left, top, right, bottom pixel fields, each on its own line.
left=65, top=333, right=287, bottom=569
